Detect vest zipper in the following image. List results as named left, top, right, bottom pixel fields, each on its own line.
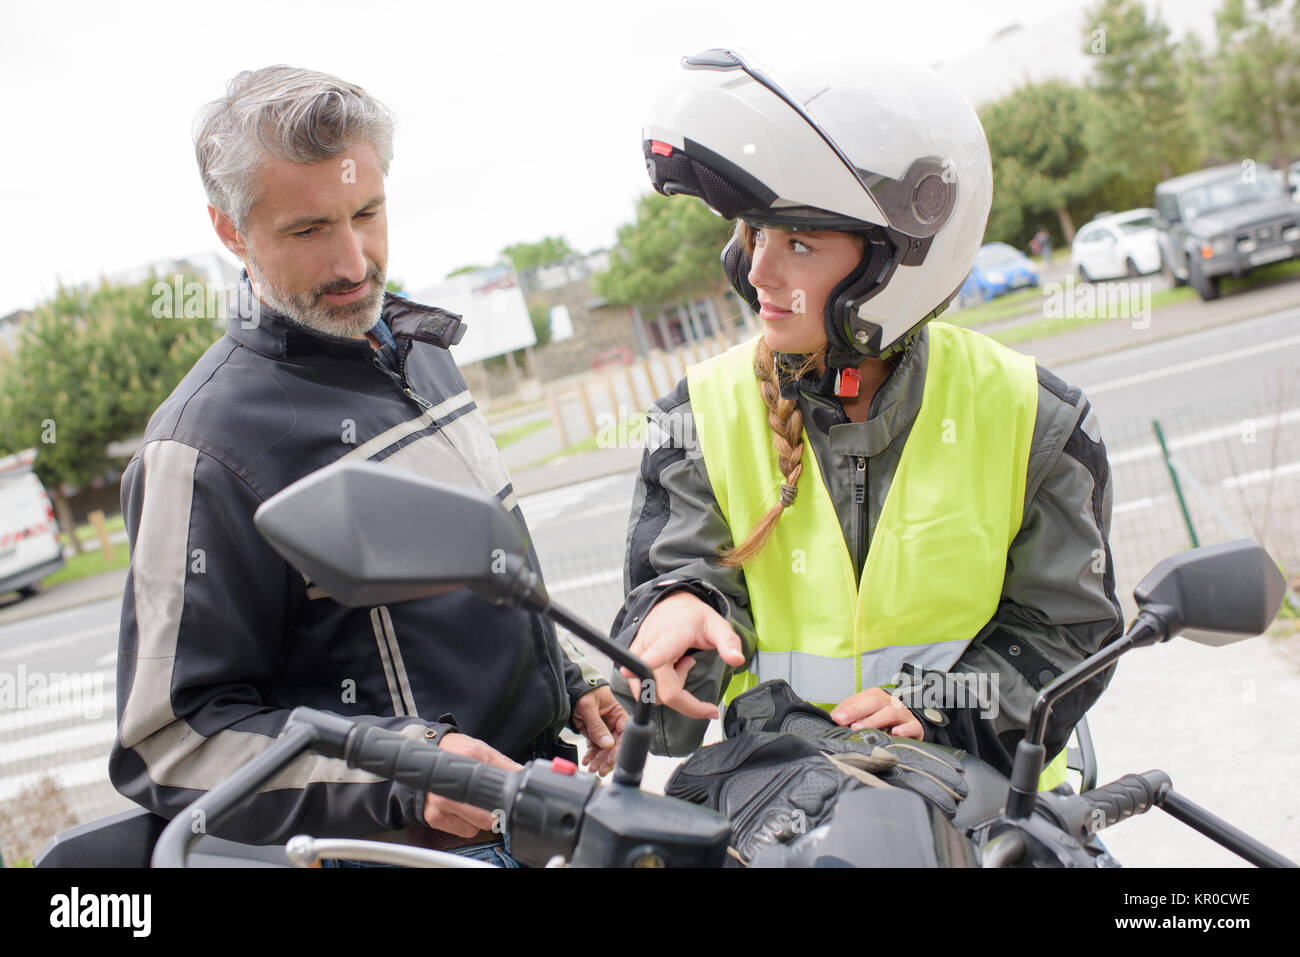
left=852, top=456, right=867, bottom=581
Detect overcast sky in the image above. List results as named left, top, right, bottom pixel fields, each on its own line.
left=2, top=0, right=1169, bottom=317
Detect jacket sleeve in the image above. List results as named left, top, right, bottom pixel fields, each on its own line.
left=607, top=379, right=758, bottom=756
left=109, top=440, right=454, bottom=845
left=899, top=378, right=1125, bottom=776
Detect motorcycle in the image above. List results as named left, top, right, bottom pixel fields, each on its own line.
left=35, top=463, right=1296, bottom=869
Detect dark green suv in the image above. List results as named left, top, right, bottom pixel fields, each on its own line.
left=1154, top=163, right=1299, bottom=300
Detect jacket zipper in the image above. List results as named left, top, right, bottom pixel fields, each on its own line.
left=852, top=456, right=867, bottom=581
left=373, top=353, right=433, bottom=411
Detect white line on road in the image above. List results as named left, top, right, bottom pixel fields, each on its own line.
left=548, top=569, right=623, bottom=594
left=0, top=718, right=117, bottom=768
left=1113, top=496, right=1159, bottom=515
left=1109, top=407, right=1300, bottom=466
left=1220, top=457, right=1300, bottom=489
left=518, top=472, right=631, bottom=512
left=1085, top=333, right=1300, bottom=396
left=0, top=755, right=112, bottom=803
left=527, top=501, right=631, bottom=528
left=0, top=622, right=118, bottom=662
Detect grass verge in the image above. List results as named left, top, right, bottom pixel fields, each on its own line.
left=492, top=417, right=553, bottom=449
left=59, top=512, right=125, bottom=549
left=41, top=544, right=131, bottom=588
left=522, top=412, right=648, bottom=469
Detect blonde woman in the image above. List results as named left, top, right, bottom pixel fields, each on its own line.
left=611, top=47, right=1122, bottom=791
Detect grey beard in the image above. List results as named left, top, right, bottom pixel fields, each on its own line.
left=245, top=257, right=386, bottom=340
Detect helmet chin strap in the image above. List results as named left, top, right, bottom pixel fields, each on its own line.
left=723, top=229, right=913, bottom=398
left=823, top=235, right=897, bottom=365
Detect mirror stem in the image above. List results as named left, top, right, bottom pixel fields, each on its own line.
left=1007, top=616, right=1160, bottom=820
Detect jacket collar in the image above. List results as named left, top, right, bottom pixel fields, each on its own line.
left=814, top=327, right=930, bottom=458
left=226, top=274, right=466, bottom=361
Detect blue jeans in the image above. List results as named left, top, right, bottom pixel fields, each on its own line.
left=320, top=835, right=520, bottom=869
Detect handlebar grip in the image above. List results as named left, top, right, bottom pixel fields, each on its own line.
left=1081, top=771, right=1170, bottom=830
left=343, top=725, right=513, bottom=813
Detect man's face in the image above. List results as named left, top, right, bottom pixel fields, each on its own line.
left=222, top=142, right=388, bottom=338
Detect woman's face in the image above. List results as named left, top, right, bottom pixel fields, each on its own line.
left=747, top=226, right=864, bottom=354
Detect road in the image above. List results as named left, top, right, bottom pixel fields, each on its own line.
left=3, top=304, right=1298, bottom=866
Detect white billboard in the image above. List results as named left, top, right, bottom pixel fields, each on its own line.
left=408, top=264, right=535, bottom=365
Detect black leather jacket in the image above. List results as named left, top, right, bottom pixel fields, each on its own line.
left=110, top=291, right=600, bottom=844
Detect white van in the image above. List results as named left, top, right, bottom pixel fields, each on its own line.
left=0, top=448, right=65, bottom=598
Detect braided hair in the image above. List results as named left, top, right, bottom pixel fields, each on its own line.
left=717, top=335, right=824, bottom=567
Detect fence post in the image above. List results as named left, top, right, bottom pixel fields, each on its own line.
left=1152, top=419, right=1199, bottom=548
left=547, top=393, right=569, bottom=449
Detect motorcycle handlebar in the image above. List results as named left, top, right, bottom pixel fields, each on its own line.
left=1080, top=770, right=1171, bottom=830
left=343, top=725, right=514, bottom=815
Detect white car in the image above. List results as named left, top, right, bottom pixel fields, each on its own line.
left=0, top=448, right=65, bottom=598
left=1071, top=209, right=1162, bottom=282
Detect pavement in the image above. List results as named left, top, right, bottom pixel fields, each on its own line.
left=4, top=273, right=1296, bottom=629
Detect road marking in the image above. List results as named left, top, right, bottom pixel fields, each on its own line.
left=0, top=718, right=117, bottom=768
left=0, top=673, right=115, bottom=734
left=518, top=471, right=631, bottom=512
left=1109, top=407, right=1300, bottom=466
left=1220, top=458, right=1300, bottom=489
left=1113, top=496, right=1159, bottom=515
left=1086, top=333, right=1300, bottom=396
left=0, top=755, right=112, bottom=803
left=0, top=622, right=118, bottom=662
left=547, top=569, right=623, bottom=594
left=528, top=501, right=631, bottom=528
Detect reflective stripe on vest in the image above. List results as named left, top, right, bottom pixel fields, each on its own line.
left=687, top=322, right=1068, bottom=790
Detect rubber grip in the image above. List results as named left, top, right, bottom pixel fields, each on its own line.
left=344, top=726, right=512, bottom=812
left=1081, top=773, right=1160, bottom=829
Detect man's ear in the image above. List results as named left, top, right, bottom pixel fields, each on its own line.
left=209, top=205, right=248, bottom=261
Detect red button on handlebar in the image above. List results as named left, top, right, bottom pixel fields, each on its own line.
left=551, top=757, right=578, bottom=775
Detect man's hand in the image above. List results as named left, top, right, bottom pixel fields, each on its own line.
left=619, top=591, right=747, bottom=721
left=572, top=685, right=628, bottom=777
left=422, top=732, right=521, bottom=837
left=831, top=687, right=924, bottom=740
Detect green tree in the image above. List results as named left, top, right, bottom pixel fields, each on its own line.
left=594, top=192, right=734, bottom=314
left=1206, top=0, right=1300, bottom=171
left=1081, top=0, right=1206, bottom=194
left=444, top=264, right=485, bottom=278
left=500, top=237, right=574, bottom=273
left=0, top=275, right=223, bottom=550
left=528, top=302, right=552, bottom=348
left=980, top=80, right=1105, bottom=247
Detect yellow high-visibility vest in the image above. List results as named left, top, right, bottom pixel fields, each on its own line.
left=686, top=322, right=1067, bottom=791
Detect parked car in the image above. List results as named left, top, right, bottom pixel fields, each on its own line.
left=1070, top=208, right=1161, bottom=281
left=1154, top=163, right=1300, bottom=301
left=958, top=242, right=1039, bottom=305
left=0, top=448, right=65, bottom=599
left=1289, top=161, right=1300, bottom=202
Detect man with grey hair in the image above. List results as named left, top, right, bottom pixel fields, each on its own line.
left=110, top=65, right=625, bottom=866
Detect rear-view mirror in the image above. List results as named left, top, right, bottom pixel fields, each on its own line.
left=1132, top=539, right=1286, bottom=646
left=253, top=462, right=530, bottom=608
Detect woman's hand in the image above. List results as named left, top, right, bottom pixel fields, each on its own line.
left=620, top=591, right=747, bottom=720
left=831, top=687, right=924, bottom=740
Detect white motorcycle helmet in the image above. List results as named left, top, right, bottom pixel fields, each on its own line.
left=643, top=46, right=993, bottom=362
